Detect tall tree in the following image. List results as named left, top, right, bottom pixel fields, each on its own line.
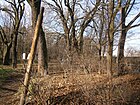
left=0, top=25, right=12, bottom=65
left=0, top=0, right=25, bottom=66
left=27, top=0, right=48, bottom=76
left=117, top=0, right=140, bottom=75
left=106, top=0, right=121, bottom=77
left=12, top=0, right=25, bottom=68
left=78, top=0, right=101, bottom=53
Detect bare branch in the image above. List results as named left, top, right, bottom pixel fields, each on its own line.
left=126, top=12, right=140, bottom=29
left=0, top=7, right=14, bottom=19
left=0, top=25, right=8, bottom=45
left=125, top=0, right=135, bottom=17
left=127, top=23, right=140, bottom=30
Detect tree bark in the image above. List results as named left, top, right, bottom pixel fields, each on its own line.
left=3, top=43, right=12, bottom=65
left=38, top=28, right=48, bottom=75
left=12, top=31, right=18, bottom=68
left=107, top=39, right=113, bottom=77
left=106, top=0, right=114, bottom=77
left=117, top=7, right=126, bottom=75
left=0, top=27, right=12, bottom=65
left=27, top=0, right=48, bottom=76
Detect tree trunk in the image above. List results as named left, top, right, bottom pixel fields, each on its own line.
left=99, top=48, right=102, bottom=60
left=38, top=28, right=48, bottom=76
left=11, top=1, right=24, bottom=68
left=117, top=7, right=126, bottom=75
left=107, top=40, right=113, bottom=77
left=12, top=31, right=18, bottom=68
left=79, top=28, right=84, bottom=54
left=106, top=0, right=114, bottom=77
left=3, top=43, right=12, bottom=65
left=19, top=7, right=44, bottom=105
left=27, top=0, right=48, bottom=76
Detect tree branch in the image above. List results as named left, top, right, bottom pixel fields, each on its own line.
left=126, top=12, right=140, bottom=29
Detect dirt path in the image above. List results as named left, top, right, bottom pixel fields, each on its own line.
left=0, top=69, right=24, bottom=105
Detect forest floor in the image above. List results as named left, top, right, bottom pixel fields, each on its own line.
left=0, top=65, right=24, bottom=105
left=0, top=64, right=140, bottom=105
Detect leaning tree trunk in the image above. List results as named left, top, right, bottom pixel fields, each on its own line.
left=19, top=8, right=44, bottom=105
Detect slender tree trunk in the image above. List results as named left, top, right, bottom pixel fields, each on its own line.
left=106, top=0, right=114, bottom=77
left=102, top=31, right=107, bottom=58
left=99, top=48, right=102, bottom=60
left=79, top=29, right=84, bottom=54
left=12, top=31, right=18, bottom=68
left=71, top=11, right=78, bottom=52
left=11, top=1, right=24, bottom=68
left=63, top=28, right=69, bottom=50
left=66, top=33, right=70, bottom=50
left=98, top=23, right=103, bottom=60
left=117, top=7, right=126, bottom=75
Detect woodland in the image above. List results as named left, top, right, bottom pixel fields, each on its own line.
left=0, top=0, right=140, bottom=105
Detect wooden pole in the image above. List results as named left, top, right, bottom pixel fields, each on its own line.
left=19, top=7, right=44, bottom=105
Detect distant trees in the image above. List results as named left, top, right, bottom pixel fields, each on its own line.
left=0, top=0, right=25, bottom=66
left=0, top=25, right=12, bottom=65
left=44, top=0, right=101, bottom=54
left=43, top=0, right=140, bottom=76
left=0, top=0, right=48, bottom=75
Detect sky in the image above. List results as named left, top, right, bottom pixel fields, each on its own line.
left=0, top=0, right=140, bottom=56
left=123, top=0, right=140, bottom=56
left=111, top=0, right=140, bottom=56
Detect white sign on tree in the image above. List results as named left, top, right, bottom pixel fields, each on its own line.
left=22, top=53, right=26, bottom=60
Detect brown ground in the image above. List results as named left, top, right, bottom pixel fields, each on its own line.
left=0, top=67, right=24, bottom=105
left=0, top=66, right=140, bottom=105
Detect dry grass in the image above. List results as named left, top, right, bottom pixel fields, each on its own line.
left=22, top=72, right=140, bottom=105
left=16, top=53, right=140, bottom=105
left=1, top=53, right=140, bottom=105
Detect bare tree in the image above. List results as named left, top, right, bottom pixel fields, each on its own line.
left=117, top=0, right=140, bottom=75
left=0, top=25, right=12, bottom=65
left=106, top=0, right=121, bottom=77
left=44, top=0, right=101, bottom=54
left=90, top=2, right=107, bottom=60
left=0, top=0, right=25, bottom=66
